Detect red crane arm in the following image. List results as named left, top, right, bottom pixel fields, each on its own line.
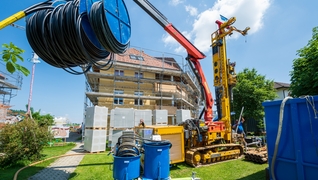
left=134, top=0, right=214, bottom=122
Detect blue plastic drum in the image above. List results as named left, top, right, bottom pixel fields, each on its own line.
left=143, top=141, right=171, bottom=180
left=113, top=155, right=141, bottom=180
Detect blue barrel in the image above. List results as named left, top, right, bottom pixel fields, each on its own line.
left=263, top=96, right=318, bottom=180
left=113, top=155, right=140, bottom=180
left=143, top=141, right=171, bottom=180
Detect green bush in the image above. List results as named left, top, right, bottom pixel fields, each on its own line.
left=0, top=118, right=53, bottom=168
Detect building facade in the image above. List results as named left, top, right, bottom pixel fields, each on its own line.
left=84, top=47, right=201, bottom=125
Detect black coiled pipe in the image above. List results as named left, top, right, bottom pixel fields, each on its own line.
left=116, top=142, right=140, bottom=157
left=25, top=0, right=129, bottom=74
left=89, top=1, right=130, bottom=54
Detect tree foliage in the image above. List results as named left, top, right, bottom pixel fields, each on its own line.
left=232, top=68, right=277, bottom=130
left=290, top=27, right=318, bottom=97
left=0, top=42, right=30, bottom=76
left=0, top=119, right=53, bottom=168
left=32, top=111, right=55, bottom=127
left=9, top=106, right=55, bottom=127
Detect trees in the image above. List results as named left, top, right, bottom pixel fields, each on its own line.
left=290, top=27, right=318, bottom=97
left=24, top=105, right=55, bottom=126
left=0, top=119, right=53, bottom=168
left=0, top=42, right=30, bottom=76
left=32, top=111, right=55, bottom=127
left=232, top=68, right=277, bottom=131
left=0, top=108, right=54, bottom=168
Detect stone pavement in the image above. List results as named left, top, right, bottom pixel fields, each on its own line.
left=28, top=142, right=85, bottom=180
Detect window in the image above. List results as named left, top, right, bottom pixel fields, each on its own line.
left=114, top=89, right=124, bottom=105
left=115, top=70, right=124, bottom=81
left=134, top=91, right=143, bottom=105
left=137, top=56, right=144, bottom=60
left=129, top=54, right=137, bottom=60
left=129, top=54, right=144, bottom=61
left=115, top=70, right=124, bottom=76
left=135, top=72, right=143, bottom=84
left=134, top=72, right=143, bottom=79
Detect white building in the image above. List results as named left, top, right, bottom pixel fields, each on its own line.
left=54, top=117, right=68, bottom=126
left=274, top=82, right=290, bottom=100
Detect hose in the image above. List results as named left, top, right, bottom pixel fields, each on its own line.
left=89, top=1, right=130, bottom=54
left=24, top=0, right=130, bottom=74
left=271, top=96, right=292, bottom=180
left=116, top=142, right=140, bottom=157
left=14, top=152, right=106, bottom=180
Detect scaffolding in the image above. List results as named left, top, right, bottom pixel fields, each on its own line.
left=0, top=62, right=22, bottom=121
left=84, top=47, right=202, bottom=119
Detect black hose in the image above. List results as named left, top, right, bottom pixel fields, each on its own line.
left=116, top=142, right=140, bottom=157
left=88, top=1, right=130, bottom=54
left=24, top=0, right=130, bottom=74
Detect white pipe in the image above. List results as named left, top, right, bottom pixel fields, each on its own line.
left=235, top=106, right=244, bottom=133
left=271, top=96, right=292, bottom=180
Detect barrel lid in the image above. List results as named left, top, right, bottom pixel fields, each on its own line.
left=144, top=140, right=171, bottom=146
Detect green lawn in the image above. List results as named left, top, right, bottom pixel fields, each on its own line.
left=170, top=160, right=268, bottom=180
left=69, top=152, right=114, bottom=180
left=1, top=145, right=268, bottom=180
left=71, top=154, right=268, bottom=180
left=0, top=143, right=76, bottom=180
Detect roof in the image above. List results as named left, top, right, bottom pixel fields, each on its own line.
left=274, top=82, right=290, bottom=89
left=154, top=57, right=182, bottom=70
left=113, top=48, right=179, bottom=70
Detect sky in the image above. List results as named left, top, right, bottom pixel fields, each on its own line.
left=0, top=0, right=317, bottom=124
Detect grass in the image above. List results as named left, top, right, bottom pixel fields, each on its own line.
left=70, top=153, right=268, bottom=180
left=69, top=152, right=114, bottom=180
left=0, top=143, right=76, bottom=180
left=170, top=160, right=268, bottom=180
left=1, top=144, right=268, bottom=180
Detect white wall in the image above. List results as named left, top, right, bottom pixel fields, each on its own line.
left=275, top=88, right=290, bottom=100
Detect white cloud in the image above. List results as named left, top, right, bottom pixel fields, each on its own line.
left=164, top=0, right=271, bottom=53
left=185, top=5, right=198, bottom=16
left=170, top=0, right=184, bottom=6
left=162, top=31, right=192, bottom=53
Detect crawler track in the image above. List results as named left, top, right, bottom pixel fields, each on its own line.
left=185, top=144, right=244, bottom=167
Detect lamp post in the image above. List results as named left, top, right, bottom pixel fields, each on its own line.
left=27, top=52, right=40, bottom=118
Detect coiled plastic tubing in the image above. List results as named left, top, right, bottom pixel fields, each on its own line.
left=25, top=0, right=131, bottom=74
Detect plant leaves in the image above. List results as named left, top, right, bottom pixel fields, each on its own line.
left=11, top=54, right=17, bottom=63
left=1, top=42, right=29, bottom=76
left=2, top=53, right=10, bottom=61
left=19, top=66, right=30, bottom=76
left=6, top=61, right=15, bottom=74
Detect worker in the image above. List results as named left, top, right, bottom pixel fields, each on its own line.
left=233, top=117, right=245, bottom=137
left=139, top=119, right=145, bottom=128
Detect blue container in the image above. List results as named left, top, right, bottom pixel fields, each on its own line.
left=263, top=96, right=318, bottom=180
left=143, top=141, right=171, bottom=180
left=113, top=155, right=141, bottom=180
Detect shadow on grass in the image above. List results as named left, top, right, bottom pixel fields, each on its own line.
left=17, top=166, right=76, bottom=180
left=69, top=172, right=79, bottom=179
left=170, top=162, right=193, bottom=171
left=242, top=158, right=268, bottom=164
left=76, top=162, right=113, bottom=167
left=237, top=169, right=266, bottom=180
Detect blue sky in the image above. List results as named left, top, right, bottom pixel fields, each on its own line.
left=0, top=0, right=317, bottom=123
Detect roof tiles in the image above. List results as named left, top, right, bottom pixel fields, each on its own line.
left=114, top=48, right=179, bottom=70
